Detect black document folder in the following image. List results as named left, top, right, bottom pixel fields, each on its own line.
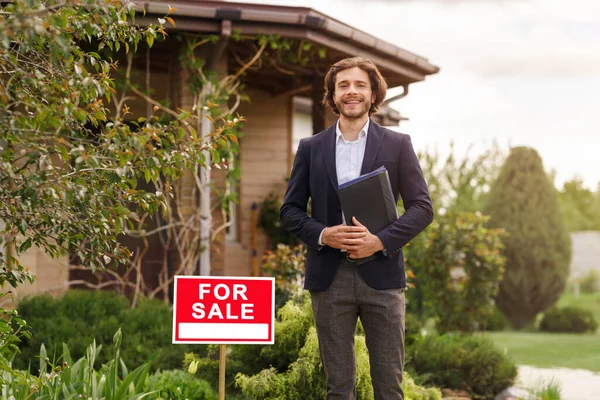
left=338, top=166, right=398, bottom=264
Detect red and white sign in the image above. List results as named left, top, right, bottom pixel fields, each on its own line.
left=172, top=276, right=275, bottom=344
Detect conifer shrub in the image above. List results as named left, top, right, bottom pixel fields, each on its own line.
left=485, top=147, right=572, bottom=329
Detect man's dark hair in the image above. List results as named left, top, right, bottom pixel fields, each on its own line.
left=322, top=57, right=388, bottom=115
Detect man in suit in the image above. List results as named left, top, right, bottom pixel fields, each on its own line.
left=280, top=57, right=433, bottom=400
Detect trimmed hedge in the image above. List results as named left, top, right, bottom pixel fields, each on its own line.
left=407, top=333, right=517, bottom=399
left=539, top=306, right=598, bottom=333
left=14, top=290, right=205, bottom=372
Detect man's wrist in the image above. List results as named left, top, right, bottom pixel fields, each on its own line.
left=374, top=236, right=385, bottom=252
left=318, top=227, right=328, bottom=247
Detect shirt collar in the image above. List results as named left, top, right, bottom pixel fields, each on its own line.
left=336, top=118, right=370, bottom=143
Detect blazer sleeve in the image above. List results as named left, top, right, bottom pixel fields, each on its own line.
left=376, top=134, right=434, bottom=257
left=280, top=138, right=327, bottom=250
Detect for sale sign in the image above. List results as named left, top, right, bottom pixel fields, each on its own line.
left=172, top=276, right=275, bottom=344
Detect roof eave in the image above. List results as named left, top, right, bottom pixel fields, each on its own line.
left=138, top=1, right=440, bottom=84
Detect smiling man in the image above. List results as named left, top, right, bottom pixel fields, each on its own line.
left=280, top=57, right=434, bottom=399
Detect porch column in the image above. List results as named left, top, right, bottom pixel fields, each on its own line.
left=311, top=75, right=326, bottom=135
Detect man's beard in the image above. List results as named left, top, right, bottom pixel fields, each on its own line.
left=335, top=96, right=370, bottom=119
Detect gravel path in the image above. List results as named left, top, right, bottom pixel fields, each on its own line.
left=518, top=365, right=600, bottom=400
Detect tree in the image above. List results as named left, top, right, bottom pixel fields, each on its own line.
left=416, top=141, right=505, bottom=216
left=0, top=0, right=240, bottom=383
left=558, top=177, right=600, bottom=231
left=485, top=147, right=572, bottom=329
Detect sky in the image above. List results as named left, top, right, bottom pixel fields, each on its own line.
left=232, top=0, right=600, bottom=189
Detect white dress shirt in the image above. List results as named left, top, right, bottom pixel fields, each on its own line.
left=318, top=119, right=370, bottom=247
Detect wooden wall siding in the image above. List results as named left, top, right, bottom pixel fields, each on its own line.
left=224, top=90, right=292, bottom=277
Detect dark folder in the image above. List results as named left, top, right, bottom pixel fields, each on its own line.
left=338, top=166, right=398, bottom=264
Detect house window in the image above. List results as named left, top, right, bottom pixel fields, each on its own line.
left=292, top=96, right=313, bottom=155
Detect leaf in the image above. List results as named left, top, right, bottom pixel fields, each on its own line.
left=145, top=31, right=155, bottom=47
left=177, top=111, right=190, bottom=120
left=228, top=134, right=239, bottom=145
left=19, top=238, right=32, bottom=253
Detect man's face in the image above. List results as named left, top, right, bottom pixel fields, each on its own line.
left=333, top=66, right=375, bottom=119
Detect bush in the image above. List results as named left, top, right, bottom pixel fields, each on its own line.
left=578, top=270, right=599, bottom=293
left=236, top=327, right=441, bottom=400
left=262, top=243, right=305, bottom=310
left=406, top=212, right=507, bottom=333
left=407, top=333, right=517, bottom=399
left=146, top=370, right=217, bottom=400
left=482, top=307, right=510, bottom=331
left=183, top=293, right=441, bottom=399
left=485, top=147, right=572, bottom=329
left=539, top=306, right=598, bottom=333
left=405, top=313, right=423, bottom=345
left=14, top=290, right=203, bottom=372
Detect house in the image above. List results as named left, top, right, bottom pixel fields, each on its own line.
left=11, top=0, right=439, bottom=303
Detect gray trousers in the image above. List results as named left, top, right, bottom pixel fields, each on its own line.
left=310, top=259, right=406, bottom=400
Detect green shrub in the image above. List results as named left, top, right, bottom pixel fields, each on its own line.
left=406, top=212, right=506, bottom=333
left=578, top=270, right=599, bottom=293
left=14, top=290, right=203, bottom=372
left=146, top=370, right=217, bottom=400
left=485, top=147, right=572, bottom=329
left=262, top=243, right=305, bottom=310
left=182, top=294, right=441, bottom=399
left=236, top=327, right=440, bottom=400
left=407, top=333, right=517, bottom=399
left=405, top=313, right=423, bottom=345
left=482, top=307, right=510, bottom=331
left=539, top=306, right=598, bottom=333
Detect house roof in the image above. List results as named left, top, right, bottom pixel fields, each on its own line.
left=139, top=0, right=440, bottom=87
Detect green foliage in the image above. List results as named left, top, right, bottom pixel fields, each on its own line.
left=485, top=147, right=572, bottom=329
left=405, top=313, right=423, bottom=345
left=2, top=329, right=156, bottom=399
left=530, top=378, right=561, bottom=400
left=186, top=293, right=315, bottom=389
left=558, top=178, right=600, bottom=231
left=236, top=327, right=441, bottom=400
left=577, top=270, right=600, bottom=293
left=185, top=294, right=440, bottom=399
left=259, top=191, right=300, bottom=249
left=0, top=0, right=240, bottom=381
left=402, top=373, right=442, bottom=400
left=539, top=306, right=598, bottom=333
left=406, top=212, right=506, bottom=333
left=481, top=306, right=510, bottom=332
left=407, top=333, right=517, bottom=399
left=14, top=290, right=203, bottom=372
left=417, top=142, right=505, bottom=216
left=262, top=243, right=305, bottom=309
left=145, top=370, right=217, bottom=400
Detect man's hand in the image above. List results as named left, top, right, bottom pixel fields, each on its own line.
left=322, top=224, right=367, bottom=250
left=346, top=217, right=385, bottom=260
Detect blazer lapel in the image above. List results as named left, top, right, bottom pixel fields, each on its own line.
left=360, top=120, right=385, bottom=175
left=321, top=124, right=339, bottom=193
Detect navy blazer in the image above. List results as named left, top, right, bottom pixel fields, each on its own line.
left=280, top=120, right=434, bottom=291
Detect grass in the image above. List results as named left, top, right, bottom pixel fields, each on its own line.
left=487, top=331, right=600, bottom=371
left=487, top=289, right=600, bottom=372
left=528, top=377, right=562, bottom=400
left=557, top=290, right=600, bottom=323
